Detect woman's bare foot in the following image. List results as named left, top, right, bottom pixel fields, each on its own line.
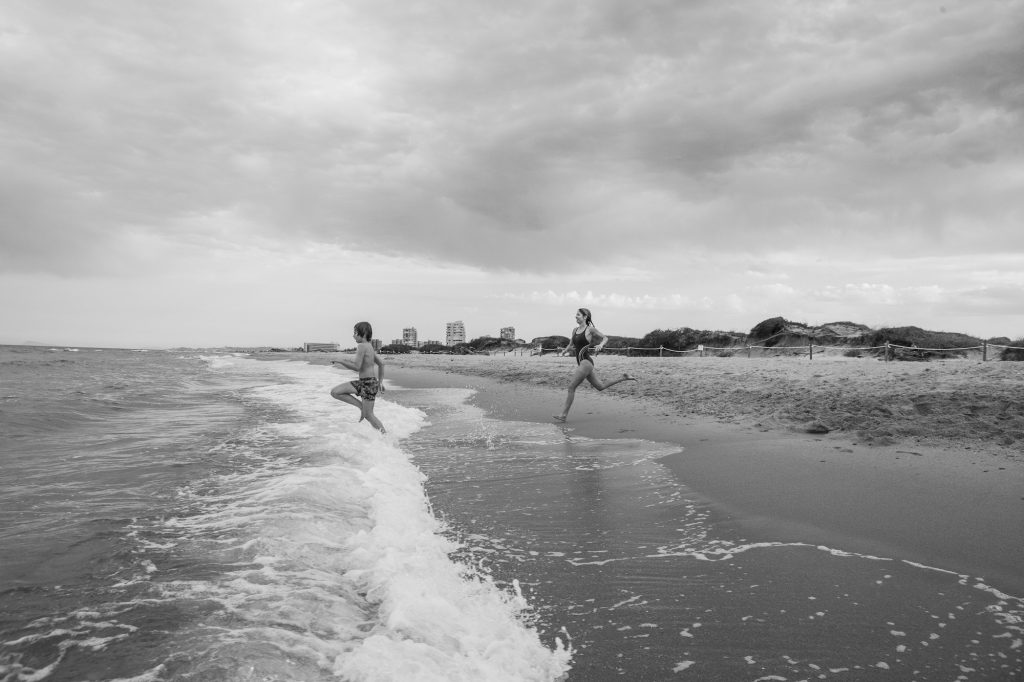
left=623, top=373, right=638, bottom=382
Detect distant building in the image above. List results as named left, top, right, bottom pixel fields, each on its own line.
left=303, top=342, right=339, bottom=352
left=371, top=339, right=382, bottom=351
left=500, top=326, right=516, bottom=341
left=446, top=321, right=466, bottom=346
left=403, top=327, right=418, bottom=348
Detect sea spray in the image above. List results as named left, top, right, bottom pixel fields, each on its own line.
left=220, top=357, right=573, bottom=681
left=332, top=437, right=570, bottom=681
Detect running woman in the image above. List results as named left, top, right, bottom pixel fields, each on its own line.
left=553, top=308, right=637, bottom=423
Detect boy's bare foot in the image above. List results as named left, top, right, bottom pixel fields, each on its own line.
left=623, top=373, right=638, bottom=382
left=552, top=415, right=567, bottom=423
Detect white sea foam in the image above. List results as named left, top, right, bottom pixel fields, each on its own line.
left=181, top=356, right=572, bottom=681
left=107, top=665, right=167, bottom=682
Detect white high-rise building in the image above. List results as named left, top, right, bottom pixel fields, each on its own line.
left=402, top=327, right=418, bottom=348
left=446, top=321, right=466, bottom=346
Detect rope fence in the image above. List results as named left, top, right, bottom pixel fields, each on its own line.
left=519, top=340, right=1024, bottom=361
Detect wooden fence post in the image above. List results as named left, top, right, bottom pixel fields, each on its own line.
left=659, top=346, right=663, bottom=358
left=983, top=341, right=988, bottom=362
left=747, top=345, right=751, bottom=358
left=885, top=341, right=891, bottom=362
left=809, top=339, right=814, bottom=360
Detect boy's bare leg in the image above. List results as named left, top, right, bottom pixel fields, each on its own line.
left=361, top=400, right=386, bottom=433
left=331, top=383, right=364, bottom=419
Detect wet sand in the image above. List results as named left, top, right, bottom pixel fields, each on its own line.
left=272, top=350, right=1024, bottom=677
left=379, top=354, right=1024, bottom=595
left=375, top=360, right=1023, bottom=680
left=388, top=353, right=1024, bottom=459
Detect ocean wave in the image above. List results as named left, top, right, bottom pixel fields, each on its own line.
left=147, top=356, right=574, bottom=680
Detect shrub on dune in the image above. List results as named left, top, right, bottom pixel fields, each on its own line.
left=1000, top=339, right=1024, bottom=361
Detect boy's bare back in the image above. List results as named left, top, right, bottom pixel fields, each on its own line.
left=353, top=342, right=378, bottom=378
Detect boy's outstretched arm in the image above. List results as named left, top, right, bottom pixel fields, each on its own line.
left=332, top=346, right=365, bottom=372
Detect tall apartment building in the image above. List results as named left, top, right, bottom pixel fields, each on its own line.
left=446, top=321, right=466, bottom=346
left=500, top=326, right=515, bottom=341
left=402, top=327, right=418, bottom=348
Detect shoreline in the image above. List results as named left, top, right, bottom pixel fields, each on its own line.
left=387, top=353, right=1024, bottom=461
left=260, top=352, right=1024, bottom=594
left=390, top=363, right=1024, bottom=595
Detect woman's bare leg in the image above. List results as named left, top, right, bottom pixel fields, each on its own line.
left=554, top=363, right=593, bottom=422
left=586, top=370, right=638, bottom=391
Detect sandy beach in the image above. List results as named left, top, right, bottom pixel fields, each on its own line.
left=254, top=350, right=1024, bottom=678
left=387, top=352, right=1024, bottom=461
left=372, top=353, right=1024, bottom=595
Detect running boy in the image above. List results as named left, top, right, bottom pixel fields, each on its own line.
left=330, top=321, right=386, bottom=433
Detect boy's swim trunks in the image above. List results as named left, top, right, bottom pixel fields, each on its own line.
left=350, top=377, right=380, bottom=401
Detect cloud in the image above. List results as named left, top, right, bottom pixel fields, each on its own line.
left=804, top=279, right=1024, bottom=331
left=3, top=0, right=1023, bottom=346
left=930, top=284, right=1024, bottom=319
left=3, top=0, right=1022, bottom=280
left=813, top=283, right=901, bottom=305
left=503, top=289, right=721, bottom=312
left=759, top=283, right=798, bottom=297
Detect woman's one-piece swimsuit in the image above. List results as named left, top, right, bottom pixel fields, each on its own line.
left=572, top=327, right=594, bottom=365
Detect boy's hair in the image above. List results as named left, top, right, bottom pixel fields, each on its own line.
left=354, top=321, right=373, bottom=341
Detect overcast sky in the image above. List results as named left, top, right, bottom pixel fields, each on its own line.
left=2, top=0, right=1022, bottom=348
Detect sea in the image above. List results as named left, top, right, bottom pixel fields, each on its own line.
left=1, top=345, right=1021, bottom=682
